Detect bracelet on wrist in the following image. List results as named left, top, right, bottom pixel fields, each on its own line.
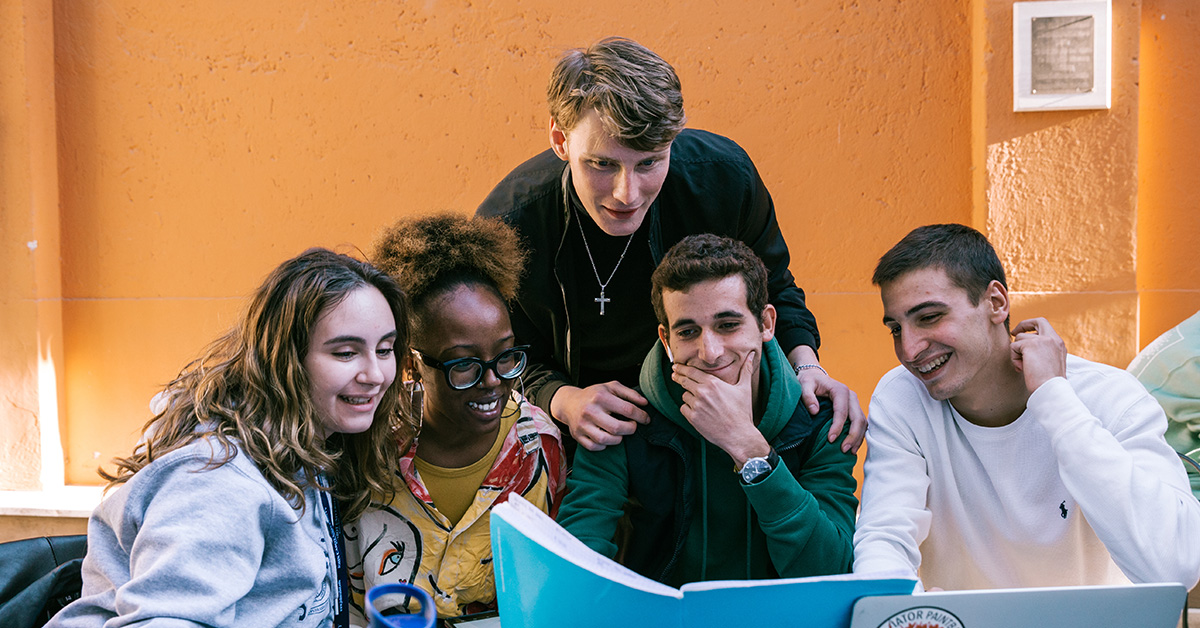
left=793, top=362, right=828, bottom=377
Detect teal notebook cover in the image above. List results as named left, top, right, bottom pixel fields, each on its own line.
left=490, top=495, right=918, bottom=628
left=680, top=575, right=919, bottom=627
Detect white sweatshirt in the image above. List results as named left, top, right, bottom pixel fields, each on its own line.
left=854, top=355, right=1200, bottom=591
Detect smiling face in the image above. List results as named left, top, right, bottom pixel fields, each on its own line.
left=550, top=108, right=671, bottom=236
left=414, top=283, right=517, bottom=441
left=881, top=266, right=1011, bottom=404
left=304, top=285, right=399, bottom=439
left=657, top=275, right=776, bottom=393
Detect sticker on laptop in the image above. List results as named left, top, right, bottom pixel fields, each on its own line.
left=876, top=606, right=965, bottom=628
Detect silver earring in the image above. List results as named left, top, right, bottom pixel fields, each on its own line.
left=407, top=381, right=424, bottom=432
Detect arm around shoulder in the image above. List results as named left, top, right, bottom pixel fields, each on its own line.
left=737, top=159, right=818, bottom=353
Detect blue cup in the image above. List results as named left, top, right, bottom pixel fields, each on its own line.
left=365, top=583, right=437, bottom=628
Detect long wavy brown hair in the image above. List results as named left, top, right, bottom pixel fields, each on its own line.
left=101, top=248, right=420, bottom=520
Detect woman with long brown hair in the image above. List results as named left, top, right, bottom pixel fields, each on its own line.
left=48, top=248, right=417, bottom=628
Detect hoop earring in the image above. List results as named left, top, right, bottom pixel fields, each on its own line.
left=406, top=380, right=424, bottom=434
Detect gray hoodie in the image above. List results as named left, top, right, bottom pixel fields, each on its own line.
left=47, top=437, right=337, bottom=628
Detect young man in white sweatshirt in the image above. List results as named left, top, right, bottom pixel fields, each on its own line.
left=852, top=223, right=1200, bottom=591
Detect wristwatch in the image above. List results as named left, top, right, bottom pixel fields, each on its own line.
left=737, top=448, right=779, bottom=485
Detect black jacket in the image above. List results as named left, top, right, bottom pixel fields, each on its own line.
left=476, top=129, right=819, bottom=415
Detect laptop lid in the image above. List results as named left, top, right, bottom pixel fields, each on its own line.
left=849, top=583, right=1185, bottom=628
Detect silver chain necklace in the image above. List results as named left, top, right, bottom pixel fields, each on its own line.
left=575, top=212, right=635, bottom=315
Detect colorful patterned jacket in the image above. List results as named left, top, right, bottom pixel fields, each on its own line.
left=345, top=391, right=566, bottom=620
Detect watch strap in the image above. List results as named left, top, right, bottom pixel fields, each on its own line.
left=738, top=447, right=779, bottom=485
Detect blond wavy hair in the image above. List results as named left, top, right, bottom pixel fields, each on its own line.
left=101, top=248, right=418, bottom=521
left=548, top=36, right=686, bottom=151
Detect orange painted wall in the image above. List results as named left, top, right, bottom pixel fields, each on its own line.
left=1138, top=0, right=1200, bottom=344
left=0, top=1, right=1196, bottom=487
left=985, top=0, right=1143, bottom=365
left=1, top=0, right=63, bottom=491
left=45, top=0, right=974, bottom=484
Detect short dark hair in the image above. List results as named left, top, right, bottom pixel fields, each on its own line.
left=651, top=234, right=769, bottom=327
left=548, top=36, right=686, bottom=151
left=872, top=223, right=1007, bottom=304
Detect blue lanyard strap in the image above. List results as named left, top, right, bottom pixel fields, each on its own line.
left=319, top=480, right=350, bottom=628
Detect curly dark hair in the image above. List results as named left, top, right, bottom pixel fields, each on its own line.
left=371, top=214, right=526, bottom=328
left=651, top=234, right=769, bottom=328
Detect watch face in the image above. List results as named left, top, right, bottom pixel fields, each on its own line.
left=740, top=458, right=772, bottom=483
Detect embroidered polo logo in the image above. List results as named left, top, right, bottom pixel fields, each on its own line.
left=1059, top=500, right=1068, bottom=519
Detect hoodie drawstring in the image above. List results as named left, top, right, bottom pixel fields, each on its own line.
left=745, top=500, right=753, bottom=579
left=700, top=442, right=708, bottom=581
left=704, top=441, right=757, bottom=580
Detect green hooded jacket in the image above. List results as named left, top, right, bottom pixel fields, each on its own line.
left=557, top=337, right=858, bottom=586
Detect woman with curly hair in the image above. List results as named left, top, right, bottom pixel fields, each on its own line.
left=345, top=214, right=566, bottom=621
left=48, top=248, right=416, bottom=628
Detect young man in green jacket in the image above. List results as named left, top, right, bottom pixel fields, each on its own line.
left=556, top=234, right=858, bottom=586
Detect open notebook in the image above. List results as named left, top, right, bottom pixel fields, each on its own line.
left=489, top=494, right=918, bottom=628
left=849, top=583, right=1186, bottom=628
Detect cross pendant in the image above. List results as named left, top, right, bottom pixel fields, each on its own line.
left=595, top=291, right=611, bottom=315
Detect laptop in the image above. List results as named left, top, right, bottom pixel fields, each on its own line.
left=849, top=583, right=1186, bottom=628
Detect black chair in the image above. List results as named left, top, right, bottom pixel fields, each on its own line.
left=0, top=535, right=87, bottom=628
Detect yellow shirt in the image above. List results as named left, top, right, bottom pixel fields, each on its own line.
left=413, top=409, right=518, bottom=526
left=345, top=392, right=567, bottom=619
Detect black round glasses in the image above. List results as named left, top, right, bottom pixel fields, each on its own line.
left=413, top=345, right=530, bottom=390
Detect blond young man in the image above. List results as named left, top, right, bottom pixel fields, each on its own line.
left=476, top=37, right=864, bottom=455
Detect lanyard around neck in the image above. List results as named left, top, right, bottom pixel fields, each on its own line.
left=318, top=477, right=350, bottom=628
